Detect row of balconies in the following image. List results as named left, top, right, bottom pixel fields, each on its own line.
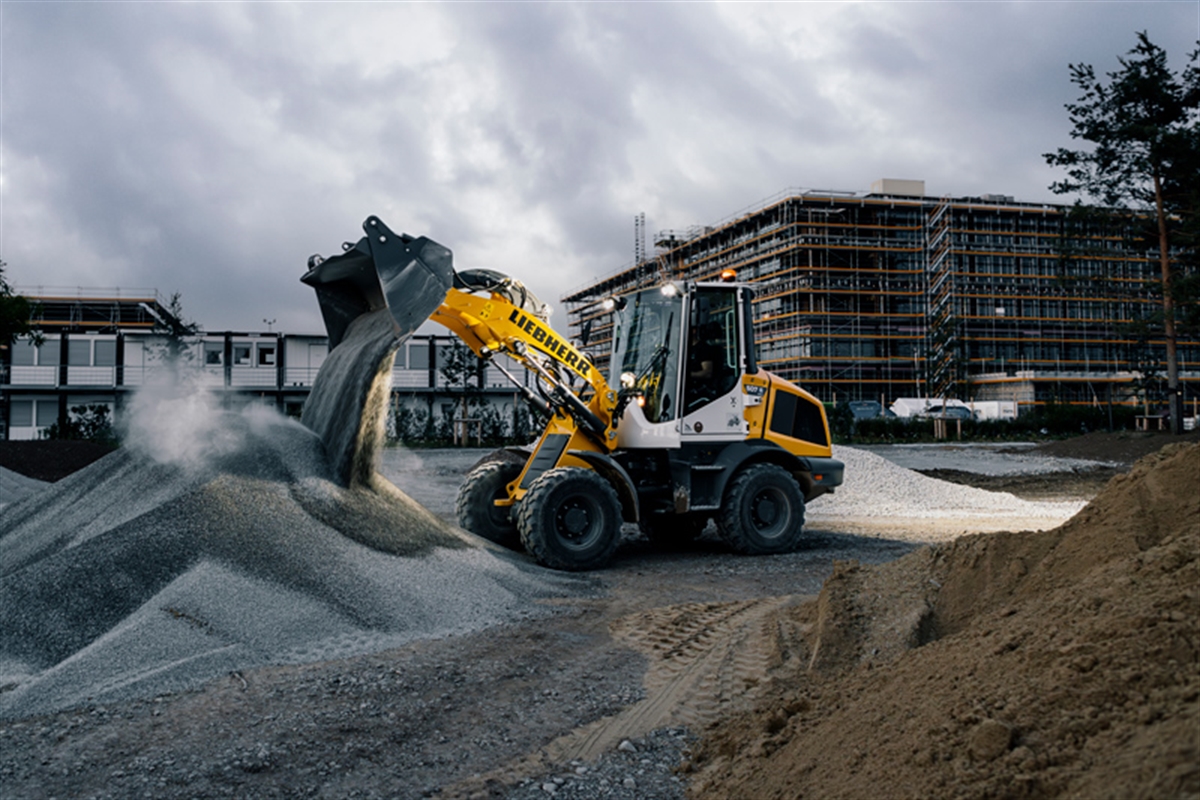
left=2, top=329, right=536, bottom=395
left=1, top=360, right=529, bottom=393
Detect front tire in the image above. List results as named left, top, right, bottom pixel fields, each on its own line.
left=456, top=460, right=523, bottom=549
left=517, top=468, right=622, bottom=571
left=717, top=463, right=806, bottom=555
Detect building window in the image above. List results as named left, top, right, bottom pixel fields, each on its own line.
left=69, top=339, right=92, bottom=366
left=204, top=343, right=223, bottom=366
left=409, top=344, right=430, bottom=370
left=234, top=345, right=252, bottom=365
left=11, top=340, right=37, bottom=366
left=10, top=400, right=33, bottom=427
left=257, top=344, right=276, bottom=366
left=35, top=342, right=61, bottom=367
left=94, top=340, right=117, bottom=367
left=36, top=401, right=58, bottom=427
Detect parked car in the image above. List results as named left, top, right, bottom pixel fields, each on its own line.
left=848, top=400, right=883, bottom=420
left=918, top=404, right=976, bottom=421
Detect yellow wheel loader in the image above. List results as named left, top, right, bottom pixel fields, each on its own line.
left=303, top=217, right=843, bottom=571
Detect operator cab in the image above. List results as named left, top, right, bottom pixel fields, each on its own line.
left=609, top=281, right=755, bottom=448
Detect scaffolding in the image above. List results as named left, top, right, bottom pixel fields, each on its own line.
left=564, top=187, right=1198, bottom=410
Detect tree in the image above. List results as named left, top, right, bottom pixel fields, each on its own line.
left=150, top=292, right=201, bottom=370
left=0, top=261, right=41, bottom=349
left=438, top=340, right=485, bottom=445
left=1044, top=31, right=1199, bottom=433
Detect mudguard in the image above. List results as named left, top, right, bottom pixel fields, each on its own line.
left=568, top=449, right=641, bottom=523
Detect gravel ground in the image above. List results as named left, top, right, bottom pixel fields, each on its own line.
left=502, top=728, right=695, bottom=800
left=0, top=436, right=1137, bottom=799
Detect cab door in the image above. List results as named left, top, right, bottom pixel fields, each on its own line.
left=681, top=286, right=746, bottom=441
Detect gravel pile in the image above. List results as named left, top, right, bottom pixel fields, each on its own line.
left=854, top=442, right=1119, bottom=475
left=0, top=397, right=581, bottom=721
left=0, top=468, right=45, bottom=510
left=806, top=446, right=1086, bottom=527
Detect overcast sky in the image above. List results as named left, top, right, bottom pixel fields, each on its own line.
left=2, top=1, right=1197, bottom=334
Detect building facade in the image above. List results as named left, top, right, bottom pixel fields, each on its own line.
left=564, top=181, right=1198, bottom=410
left=1, top=289, right=532, bottom=441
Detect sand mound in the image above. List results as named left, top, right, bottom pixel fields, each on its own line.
left=688, top=443, right=1200, bottom=799
left=0, top=408, right=577, bottom=721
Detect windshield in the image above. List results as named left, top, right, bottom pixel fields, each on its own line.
left=610, top=288, right=683, bottom=423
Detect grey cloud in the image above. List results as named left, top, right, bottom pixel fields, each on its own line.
left=3, top=2, right=1196, bottom=332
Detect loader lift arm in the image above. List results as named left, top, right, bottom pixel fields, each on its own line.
left=432, top=278, right=619, bottom=450
left=430, top=274, right=626, bottom=502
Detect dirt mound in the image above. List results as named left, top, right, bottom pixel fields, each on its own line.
left=0, top=440, right=114, bottom=482
left=687, top=443, right=1200, bottom=799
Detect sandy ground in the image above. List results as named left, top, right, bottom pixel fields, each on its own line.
left=0, top=436, right=1149, bottom=800
left=687, top=442, right=1199, bottom=800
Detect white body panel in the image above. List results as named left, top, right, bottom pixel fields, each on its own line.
left=681, top=384, right=747, bottom=440
left=615, top=402, right=681, bottom=449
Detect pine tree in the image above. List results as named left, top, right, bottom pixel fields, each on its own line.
left=1044, top=32, right=1199, bottom=433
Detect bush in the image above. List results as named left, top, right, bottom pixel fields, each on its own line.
left=41, top=404, right=119, bottom=448
left=388, top=394, right=541, bottom=448
left=1029, top=402, right=1136, bottom=436
left=846, top=403, right=1139, bottom=444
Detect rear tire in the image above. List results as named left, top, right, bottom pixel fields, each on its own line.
left=717, top=463, right=806, bottom=555
left=456, top=460, right=523, bottom=549
left=517, top=468, right=622, bottom=571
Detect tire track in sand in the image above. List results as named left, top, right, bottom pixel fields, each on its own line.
left=438, top=595, right=812, bottom=797
left=546, top=595, right=810, bottom=763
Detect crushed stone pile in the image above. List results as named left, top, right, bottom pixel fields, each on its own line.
left=805, top=446, right=1087, bottom=540
left=687, top=442, right=1200, bottom=799
left=0, top=390, right=579, bottom=721
left=0, top=467, right=46, bottom=510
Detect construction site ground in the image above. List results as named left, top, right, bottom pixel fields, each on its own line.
left=1, top=430, right=1196, bottom=799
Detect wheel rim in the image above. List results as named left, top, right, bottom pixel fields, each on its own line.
left=750, top=486, right=790, bottom=539
left=486, top=492, right=511, bottom=528
left=554, top=494, right=604, bottom=550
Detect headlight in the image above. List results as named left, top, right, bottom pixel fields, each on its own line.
left=620, top=371, right=636, bottom=389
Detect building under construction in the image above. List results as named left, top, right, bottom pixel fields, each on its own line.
left=565, top=180, right=1199, bottom=411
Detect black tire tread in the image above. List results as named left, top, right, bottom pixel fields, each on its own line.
left=517, top=468, right=622, bottom=571
left=456, top=460, right=523, bottom=549
left=717, top=463, right=806, bottom=555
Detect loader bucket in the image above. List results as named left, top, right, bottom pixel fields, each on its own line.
left=301, top=216, right=455, bottom=349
